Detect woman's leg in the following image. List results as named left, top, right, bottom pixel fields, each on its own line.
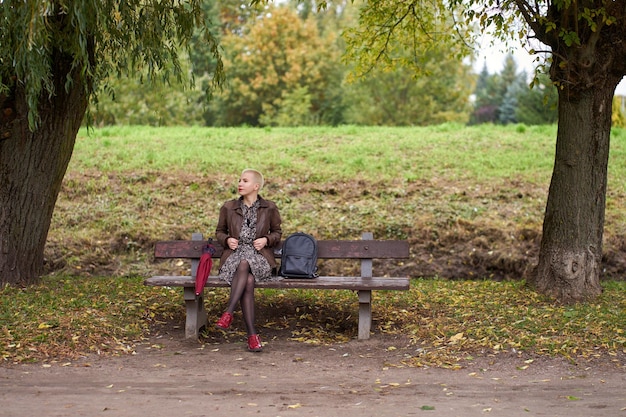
left=225, top=260, right=251, bottom=314
left=240, top=273, right=256, bottom=335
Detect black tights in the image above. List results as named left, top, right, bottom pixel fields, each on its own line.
left=225, top=260, right=256, bottom=336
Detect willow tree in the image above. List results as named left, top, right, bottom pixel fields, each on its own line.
left=0, top=1, right=223, bottom=286
left=287, top=0, right=625, bottom=302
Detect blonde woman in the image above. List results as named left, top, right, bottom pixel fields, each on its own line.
left=214, top=169, right=282, bottom=352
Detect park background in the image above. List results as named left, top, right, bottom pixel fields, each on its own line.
left=2, top=0, right=625, bottom=365
left=86, top=1, right=626, bottom=129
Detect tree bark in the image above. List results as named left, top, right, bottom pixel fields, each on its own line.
left=529, top=86, right=614, bottom=302
left=0, top=53, right=88, bottom=286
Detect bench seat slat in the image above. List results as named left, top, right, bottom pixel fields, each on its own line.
left=154, top=239, right=409, bottom=259
left=145, top=275, right=410, bottom=291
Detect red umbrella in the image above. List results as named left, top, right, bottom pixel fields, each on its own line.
left=195, top=241, right=216, bottom=296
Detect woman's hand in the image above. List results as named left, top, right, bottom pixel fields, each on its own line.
left=227, top=237, right=239, bottom=250
left=253, top=237, right=268, bottom=251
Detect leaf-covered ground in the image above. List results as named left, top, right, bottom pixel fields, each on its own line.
left=1, top=276, right=624, bottom=367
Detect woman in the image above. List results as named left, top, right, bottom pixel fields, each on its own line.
left=214, top=169, right=282, bottom=352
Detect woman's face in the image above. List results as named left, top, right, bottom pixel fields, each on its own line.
left=238, top=172, right=259, bottom=197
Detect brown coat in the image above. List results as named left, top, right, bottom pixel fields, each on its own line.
left=215, top=196, right=282, bottom=269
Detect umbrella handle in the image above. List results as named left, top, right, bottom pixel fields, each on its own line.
left=203, top=240, right=216, bottom=255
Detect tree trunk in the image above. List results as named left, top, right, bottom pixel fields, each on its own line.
left=529, top=86, right=614, bottom=302
left=0, top=55, right=88, bottom=286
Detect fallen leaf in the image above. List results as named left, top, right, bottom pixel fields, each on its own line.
left=449, top=333, right=464, bottom=343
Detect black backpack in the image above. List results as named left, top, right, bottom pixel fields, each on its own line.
left=279, top=232, right=319, bottom=279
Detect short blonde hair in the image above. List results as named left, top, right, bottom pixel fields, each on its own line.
left=242, top=168, right=264, bottom=190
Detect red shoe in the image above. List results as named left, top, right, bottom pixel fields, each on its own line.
left=247, top=334, right=263, bottom=352
left=215, top=312, right=233, bottom=330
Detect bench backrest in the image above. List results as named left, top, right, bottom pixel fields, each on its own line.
left=154, top=233, right=409, bottom=260
left=155, top=232, right=408, bottom=278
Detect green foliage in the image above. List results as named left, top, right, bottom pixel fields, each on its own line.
left=85, top=1, right=476, bottom=127
left=88, top=55, right=206, bottom=127
left=496, top=56, right=527, bottom=124
left=188, top=0, right=223, bottom=77
left=0, top=0, right=224, bottom=128
left=498, top=77, right=526, bottom=124
left=209, top=4, right=343, bottom=126
left=342, top=1, right=475, bottom=79
left=516, top=73, right=558, bottom=125
left=259, top=86, right=317, bottom=126
left=470, top=64, right=500, bottom=124
left=343, top=48, right=474, bottom=126
left=471, top=55, right=558, bottom=126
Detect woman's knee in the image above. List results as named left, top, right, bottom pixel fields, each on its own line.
left=245, top=274, right=255, bottom=290
left=236, top=260, right=250, bottom=273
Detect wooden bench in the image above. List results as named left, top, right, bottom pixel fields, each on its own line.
left=145, top=232, right=410, bottom=340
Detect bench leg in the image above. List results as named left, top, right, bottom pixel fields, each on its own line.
left=358, top=290, right=372, bottom=340
left=184, top=287, right=207, bottom=339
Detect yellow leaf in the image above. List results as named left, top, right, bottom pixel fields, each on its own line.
left=38, top=323, right=52, bottom=329
left=449, top=332, right=464, bottom=343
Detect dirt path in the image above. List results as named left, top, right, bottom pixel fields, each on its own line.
left=1, top=330, right=624, bottom=417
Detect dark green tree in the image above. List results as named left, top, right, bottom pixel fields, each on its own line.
left=516, top=73, right=558, bottom=125
left=499, top=70, right=528, bottom=124
left=471, top=64, right=502, bottom=124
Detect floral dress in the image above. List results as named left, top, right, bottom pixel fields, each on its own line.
left=218, top=200, right=279, bottom=284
